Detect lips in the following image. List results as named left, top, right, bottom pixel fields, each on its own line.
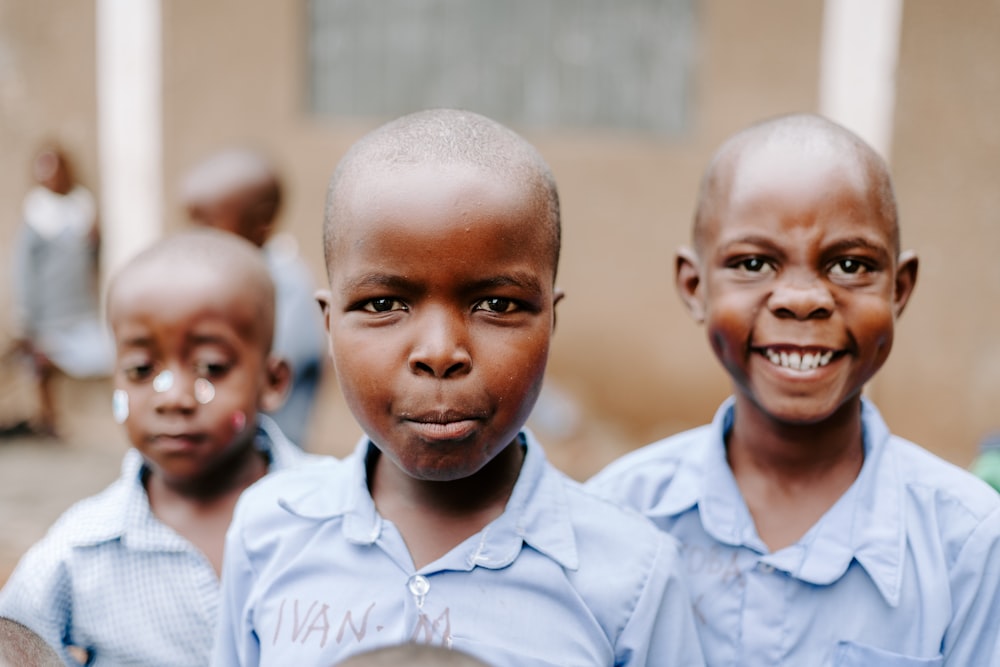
left=758, top=346, right=838, bottom=371
left=149, top=433, right=203, bottom=451
left=402, top=410, right=485, bottom=441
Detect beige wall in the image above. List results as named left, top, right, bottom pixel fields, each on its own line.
left=2, top=0, right=997, bottom=479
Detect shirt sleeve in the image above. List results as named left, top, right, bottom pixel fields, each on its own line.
left=0, top=531, right=81, bottom=665
left=615, top=532, right=706, bottom=666
left=211, top=500, right=262, bottom=667
left=942, top=505, right=1000, bottom=666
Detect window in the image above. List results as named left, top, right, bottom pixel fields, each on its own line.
left=309, top=0, right=695, bottom=135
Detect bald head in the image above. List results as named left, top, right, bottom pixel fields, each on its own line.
left=323, top=108, right=561, bottom=277
left=181, top=148, right=282, bottom=247
left=0, top=618, right=61, bottom=667
left=693, top=113, right=899, bottom=256
left=336, top=642, right=493, bottom=667
left=107, top=228, right=277, bottom=352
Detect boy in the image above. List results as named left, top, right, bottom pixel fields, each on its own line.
left=588, top=113, right=1000, bottom=666
left=212, top=109, right=704, bottom=666
left=0, top=229, right=310, bottom=665
left=182, top=148, right=327, bottom=447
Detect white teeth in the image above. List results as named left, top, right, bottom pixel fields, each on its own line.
left=763, top=349, right=835, bottom=371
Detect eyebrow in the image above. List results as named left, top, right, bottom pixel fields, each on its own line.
left=339, top=271, right=544, bottom=295
left=821, top=236, right=893, bottom=261
left=717, top=234, right=892, bottom=260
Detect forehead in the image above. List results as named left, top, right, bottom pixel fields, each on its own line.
left=328, top=163, right=555, bottom=281
left=705, top=139, right=893, bottom=247
left=109, top=262, right=265, bottom=344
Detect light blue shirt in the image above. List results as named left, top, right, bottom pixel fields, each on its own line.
left=587, top=398, right=1000, bottom=667
left=212, top=431, right=705, bottom=667
left=0, top=417, right=310, bottom=667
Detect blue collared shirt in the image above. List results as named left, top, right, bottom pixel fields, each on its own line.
left=588, top=398, right=1000, bottom=667
left=212, top=431, right=705, bottom=667
left=0, top=416, right=311, bottom=667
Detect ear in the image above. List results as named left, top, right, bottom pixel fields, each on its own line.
left=315, top=289, right=336, bottom=359
left=675, top=246, right=706, bottom=323
left=552, top=288, right=565, bottom=331
left=892, top=250, right=919, bottom=318
left=259, top=356, right=292, bottom=413
left=315, top=289, right=333, bottom=332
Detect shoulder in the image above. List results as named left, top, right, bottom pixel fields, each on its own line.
left=891, top=435, right=999, bottom=514
left=564, top=474, right=683, bottom=565
left=888, top=435, right=1000, bottom=554
left=232, top=457, right=349, bottom=536
left=36, top=474, right=133, bottom=550
left=585, top=424, right=712, bottom=505
left=0, top=474, right=130, bottom=606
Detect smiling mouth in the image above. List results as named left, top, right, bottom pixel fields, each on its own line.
left=760, top=347, right=837, bottom=371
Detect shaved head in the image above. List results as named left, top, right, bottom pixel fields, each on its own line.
left=107, top=228, right=277, bottom=352
left=323, top=108, right=561, bottom=278
left=181, top=147, right=283, bottom=247
left=0, top=618, right=61, bottom=667
left=693, top=113, right=899, bottom=256
left=181, top=147, right=280, bottom=210
left=336, top=642, right=493, bottom=667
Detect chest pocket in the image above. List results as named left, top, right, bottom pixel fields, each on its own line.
left=835, top=641, right=944, bottom=667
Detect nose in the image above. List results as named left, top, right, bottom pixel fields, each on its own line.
left=153, top=369, right=198, bottom=413
left=408, top=308, right=472, bottom=379
left=768, top=274, right=834, bottom=320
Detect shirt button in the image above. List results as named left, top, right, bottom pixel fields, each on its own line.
left=757, top=562, right=775, bottom=574
left=408, top=574, right=431, bottom=598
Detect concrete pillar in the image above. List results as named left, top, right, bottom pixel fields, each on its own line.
left=96, top=0, right=163, bottom=285
left=819, top=0, right=903, bottom=162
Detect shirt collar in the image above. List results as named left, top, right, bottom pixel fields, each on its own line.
left=280, top=430, right=580, bottom=572
left=656, top=396, right=905, bottom=606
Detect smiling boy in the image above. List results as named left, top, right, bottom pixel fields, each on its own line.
left=212, top=109, right=704, bottom=667
left=588, top=114, right=1000, bottom=666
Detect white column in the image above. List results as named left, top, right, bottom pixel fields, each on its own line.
left=819, top=0, right=904, bottom=162
left=96, top=0, right=163, bottom=284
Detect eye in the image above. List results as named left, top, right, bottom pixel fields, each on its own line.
left=830, top=258, right=869, bottom=275
left=733, top=257, right=773, bottom=274
left=193, top=360, right=230, bottom=378
left=123, top=363, right=154, bottom=382
left=474, top=297, right=518, bottom=314
left=361, top=298, right=405, bottom=313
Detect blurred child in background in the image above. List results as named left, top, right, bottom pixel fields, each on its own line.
left=0, top=229, right=310, bottom=665
left=182, top=148, right=327, bottom=448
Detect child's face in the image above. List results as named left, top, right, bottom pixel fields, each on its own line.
left=187, top=187, right=273, bottom=248
left=679, top=143, right=916, bottom=425
left=318, top=163, right=559, bottom=482
left=108, top=265, right=285, bottom=486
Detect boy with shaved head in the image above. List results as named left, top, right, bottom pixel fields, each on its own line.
left=0, top=229, right=309, bottom=665
left=589, top=113, right=1000, bottom=665
left=212, top=109, right=704, bottom=666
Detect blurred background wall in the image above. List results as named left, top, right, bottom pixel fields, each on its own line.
left=1, top=0, right=997, bottom=480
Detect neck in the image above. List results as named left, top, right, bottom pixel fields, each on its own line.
left=371, top=441, right=525, bottom=518
left=726, top=395, right=865, bottom=483
left=146, top=437, right=269, bottom=508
